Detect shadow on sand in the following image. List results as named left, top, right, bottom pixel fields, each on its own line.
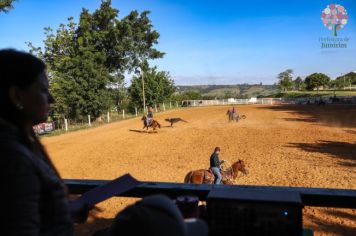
left=129, top=129, right=158, bottom=134
left=258, top=104, right=356, bottom=128
left=304, top=208, right=356, bottom=236
left=287, top=140, right=356, bottom=168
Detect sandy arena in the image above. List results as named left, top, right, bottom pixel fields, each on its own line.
left=42, top=105, right=356, bottom=236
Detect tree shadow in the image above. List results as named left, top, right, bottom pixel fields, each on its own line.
left=284, top=118, right=318, bottom=123
left=304, top=208, right=356, bottom=236
left=287, top=140, right=356, bottom=168
left=344, top=129, right=356, bottom=135
left=129, top=129, right=158, bottom=134
left=323, top=209, right=356, bottom=222
left=258, top=105, right=356, bottom=128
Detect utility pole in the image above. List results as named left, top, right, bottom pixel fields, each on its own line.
left=141, top=69, right=146, bottom=114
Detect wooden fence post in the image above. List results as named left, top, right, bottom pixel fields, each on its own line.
left=107, top=112, right=110, bottom=123
left=64, top=118, right=68, bottom=131
left=122, top=109, right=125, bottom=119
left=135, top=107, right=138, bottom=117
left=163, top=103, right=166, bottom=111
left=88, top=115, right=91, bottom=126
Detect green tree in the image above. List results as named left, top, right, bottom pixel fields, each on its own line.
left=329, top=79, right=344, bottom=90
left=170, top=91, right=203, bottom=102
left=293, top=76, right=304, bottom=91
left=277, top=69, right=294, bottom=91
left=304, top=73, right=330, bottom=91
left=0, top=0, right=17, bottom=13
left=129, top=67, right=175, bottom=111
left=27, top=0, right=164, bottom=120
left=334, top=72, right=356, bottom=89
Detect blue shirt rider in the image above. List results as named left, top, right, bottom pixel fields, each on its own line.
left=146, top=106, right=153, bottom=126
left=232, top=106, right=237, bottom=117
left=210, top=147, right=224, bottom=184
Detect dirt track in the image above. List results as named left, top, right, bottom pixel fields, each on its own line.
left=42, top=105, right=356, bottom=235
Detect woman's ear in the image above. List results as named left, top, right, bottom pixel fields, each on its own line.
left=8, top=86, right=24, bottom=109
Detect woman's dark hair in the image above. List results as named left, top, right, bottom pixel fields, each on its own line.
left=0, top=49, right=61, bottom=178
left=214, top=147, right=221, bottom=152
left=0, top=49, right=46, bottom=121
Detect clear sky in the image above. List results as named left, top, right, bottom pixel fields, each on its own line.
left=1, top=0, right=356, bottom=85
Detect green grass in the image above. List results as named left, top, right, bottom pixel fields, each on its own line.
left=278, top=90, right=356, bottom=98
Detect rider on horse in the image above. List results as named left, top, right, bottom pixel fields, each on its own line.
left=210, top=147, right=224, bottom=184
left=146, top=106, right=153, bottom=126
left=232, top=106, right=238, bottom=119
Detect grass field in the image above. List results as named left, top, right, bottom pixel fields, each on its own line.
left=279, top=90, right=356, bottom=98
left=42, top=105, right=356, bottom=235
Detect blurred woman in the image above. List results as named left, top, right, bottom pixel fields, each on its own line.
left=0, top=49, right=86, bottom=235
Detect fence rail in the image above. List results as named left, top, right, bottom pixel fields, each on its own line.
left=182, top=98, right=283, bottom=106
left=65, top=180, right=356, bottom=209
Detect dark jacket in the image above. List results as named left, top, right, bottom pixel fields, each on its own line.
left=147, top=111, right=153, bottom=119
left=210, top=152, right=221, bottom=168
left=0, top=119, right=73, bottom=236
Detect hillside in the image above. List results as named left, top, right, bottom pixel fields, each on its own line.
left=176, top=84, right=278, bottom=98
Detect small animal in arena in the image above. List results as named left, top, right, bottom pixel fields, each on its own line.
left=142, top=116, right=161, bottom=130
left=184, top=160, right=248, bottom=184
left=165, top=118, right=188, bottom=127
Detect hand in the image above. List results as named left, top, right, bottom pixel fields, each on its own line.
left=68, top=199, right=92, bottom=224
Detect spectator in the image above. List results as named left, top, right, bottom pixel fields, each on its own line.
left=95, top=195, right=208, bottom=236
left=0, top=49, right=88, bottom=235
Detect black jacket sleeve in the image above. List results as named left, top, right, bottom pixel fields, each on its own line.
left=1, top=144, right=41, bottom=236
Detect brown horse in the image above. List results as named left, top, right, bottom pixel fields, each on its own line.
left=226, top=110, right=246, bottom=122
left=142, top=116, right=161, bottom=130
left=184, top=160, right=248, bottom=185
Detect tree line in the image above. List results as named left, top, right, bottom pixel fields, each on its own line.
left=277, top=69, right=356, bottom=92
left=27, top=0, right=175, bottom=122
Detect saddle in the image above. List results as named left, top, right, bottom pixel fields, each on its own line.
left=203, top=168, right=215, bottom=184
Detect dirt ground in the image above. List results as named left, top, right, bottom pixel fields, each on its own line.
left=42, top=105, right=356, bottom=236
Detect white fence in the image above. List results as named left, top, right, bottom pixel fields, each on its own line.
left=182, top=98, right=283, bottom=107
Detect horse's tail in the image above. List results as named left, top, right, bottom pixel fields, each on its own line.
left=157, top=122, right=161, bottom=128
left=184, top=171, right=192, bottom=183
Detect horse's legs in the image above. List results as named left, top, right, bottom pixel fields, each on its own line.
left=184, top=171, right=193, bottom=183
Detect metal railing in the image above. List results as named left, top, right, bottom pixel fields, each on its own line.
left=65, top=180, right=356, bottom=209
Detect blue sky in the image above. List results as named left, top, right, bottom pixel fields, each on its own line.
left=1, top=0, right=356, bottom=85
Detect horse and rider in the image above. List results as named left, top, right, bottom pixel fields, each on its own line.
left=142, top=106, right=161, bottom=130
left=210, top=147, right=224, bottom=184
left=226, top=106, right=246, bottom=122
left=184, top=147, right=248, bottom=185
